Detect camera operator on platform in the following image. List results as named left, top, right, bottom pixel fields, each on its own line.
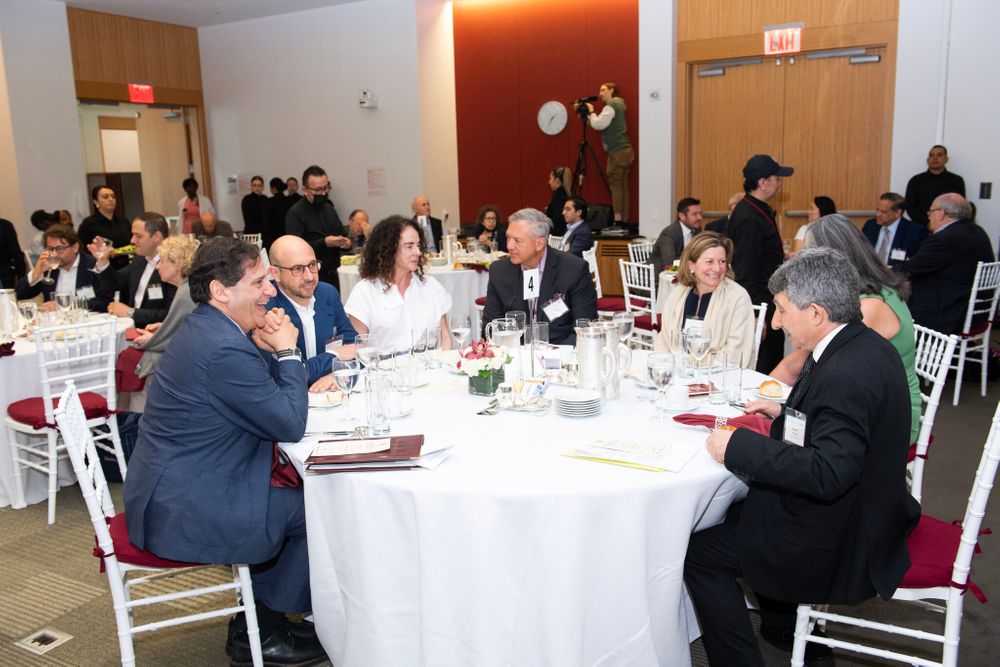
left=579, top=83, right=634, bottom=224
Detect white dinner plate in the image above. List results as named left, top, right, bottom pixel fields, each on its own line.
left=308, top=391, right=345, bottom=408
left=753, top=387, right=790, bottom=403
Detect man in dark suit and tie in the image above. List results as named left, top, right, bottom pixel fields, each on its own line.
left=900, top=193, right=995, bottom=336
left=267, top=235, right=357, bottom=389
left=90, top=212, right=176, bottom=328
left=649, top=197, right=703, bottom=275
left=125, top=237, right=326, bottom=665
left=861, top=192, right=927, bottom=268
left=482, top=208, right=597, bottom=345
left=411, top=194, right=444, bottom=254
left=684, top=248, right=920, bottom=665
left=16, top=224, right=98, bottom=310
left=559, top=197, right=594, bottom=257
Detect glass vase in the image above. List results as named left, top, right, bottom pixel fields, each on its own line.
left=468, top=368, right=505, bottom=396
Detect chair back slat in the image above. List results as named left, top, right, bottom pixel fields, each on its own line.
left=910, top=325, right=959, bottom=503
left=619, top=260, right=657, bottom=324
left=951, top=401, right=1000, bottom=589
left=582, top=247, right=603, bottom=298
left=548, top=235, right=564, bottom=249
left=33, top=318, right=119, bottom=422
left=627, top=240, right=653, bottom=264
left=751, top=302, right=768, bottom=368
left=238, top=232, right=263, bottom=248
left=961, top=261, right=1000, bottom=334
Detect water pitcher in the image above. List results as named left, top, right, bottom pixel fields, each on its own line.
left=574, top=326, right=615, bottom=393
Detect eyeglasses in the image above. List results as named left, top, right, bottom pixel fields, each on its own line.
left=306, top=185, right=332, bottom=195
left=45, top=244, right=73, bottom=253
left=927, top=208, right=942, bottom=216
left=273, top=260, right=322, bottom=277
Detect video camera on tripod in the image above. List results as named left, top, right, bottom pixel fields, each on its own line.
left=573, top=95, right=598, bottom=119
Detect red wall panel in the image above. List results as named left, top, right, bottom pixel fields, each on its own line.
left=454, top=0, right=639, bottom=224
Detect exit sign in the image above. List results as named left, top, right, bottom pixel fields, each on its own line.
left=763, top=23, right=803, bottom=56
left=128, top=82, right=155, bottom=104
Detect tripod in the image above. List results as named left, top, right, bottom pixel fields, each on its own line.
left=572, top=111, right=611, bottom=200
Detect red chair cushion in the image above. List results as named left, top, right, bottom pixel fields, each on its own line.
left=7, top=392, right=113, bottom=430
left=596, top=297, right=627, bottom=312
left=94, top=513, right=200, bottom=572
left=116, top=346, right=147, bottom=393
left=474, top=296, right=487, bottom=306
left=634, top=314, right=661, bottom=332
left=961, top=321, right=990, bottom=338
left=899, top=514, right=986, bottom=602
left=908, top=434, right=935, bottom=462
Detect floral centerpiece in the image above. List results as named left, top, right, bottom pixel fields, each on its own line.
left=457, top=340, right=512, bottom=396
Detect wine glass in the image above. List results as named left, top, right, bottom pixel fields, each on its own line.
left=613, top=311, right=635, bottom=344
left=40, top=251, right=60, bottom=285
left=17, top=300, right=38, bottom=331
left=54, top=292, right=74, bottom=320
left=506, top=310, right=527, bottom=345
left=356, top=333, right=379, bottom=371
left=647, top=353, right=676, bottom=421
left=449, top=314, right=471, bottom=350
left=332, top=359, right=361, bottom=421
left=684, top=327, right=712, bottom=386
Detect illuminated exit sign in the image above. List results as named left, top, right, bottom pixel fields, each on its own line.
left=128, top=82, right=155, bottom=104
left=763, top=23, right=803, bottom=56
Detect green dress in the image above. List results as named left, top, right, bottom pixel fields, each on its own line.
left=863, top=286, right=921, bottom=442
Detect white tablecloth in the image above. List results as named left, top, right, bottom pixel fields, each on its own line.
left=657, top=271, right=679, bottom=316
left=338, top=264, right=490, bottom=333
left=283, top=361, right=758, bottom=666
left=0, top=317, right=131, bottom=508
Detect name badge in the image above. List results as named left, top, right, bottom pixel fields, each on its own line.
left=890, top=248, right=907, bottom=261
left=683, top=317, right=705, bottom=333
left=783, top=407, right=807, bottom=447
left=147, top=284, right=164, bottom=301
left=542, top=297, right=569, bottom=321
left=76, top=285, right=96, bottom=300
left=522, top=268, right=540, bottom=300
left=324, top=337, right=344, bottom=354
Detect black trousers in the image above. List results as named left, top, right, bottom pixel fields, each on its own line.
left=684, top=506, right=797, bottom=666
left=754, top=301, right=785, bottom=373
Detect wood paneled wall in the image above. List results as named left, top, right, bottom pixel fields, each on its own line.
left=67, top=8, right=203, bottom=106
left=678, top=0, right=897, bottom=42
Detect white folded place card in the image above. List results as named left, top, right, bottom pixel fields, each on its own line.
left=313, top=438, right=391, bottom=457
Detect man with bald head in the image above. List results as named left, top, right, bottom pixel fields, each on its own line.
left=267, top=235, right=357, bottom=390
left=192, top=210, right=234, bottom=239
left=411, top=194, right=443, bottom=253
left=901, top=193, right=994, bottom=335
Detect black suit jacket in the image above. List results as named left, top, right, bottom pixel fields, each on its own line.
left=16, top=253, right=97, bottom=304
left=900, top=219, right=995, bottom=335
left=649, top=220, right=692, bottom=275
left=413, top=216, right=444, bottom=253
left=726, top=324, right=920, bottom=605
left=861, top=217, right=928, bottom=268
left=94, top=256, right=176, bottom=328
left=482, top=248, right=597, bottom=345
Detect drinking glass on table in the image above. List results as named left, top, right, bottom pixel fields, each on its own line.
left=332, top=359, right=361, bottom=421
left=506, top=310, right=527, bottom=344
left=708, top=351, right=727, bottom=405
left=355, top=333, right=378, bottom=371
left=54, top=291, right=74, bottom=321
left=613, top=311, right=635, bottom=344
left=668, top=329, right=689, bottom=378
left=683, top=327, right=712, bottom=386
left=424, top=326, right=442, bottom=369
left=17, top=300, right=38, bottom=331
left=575, top=318, right=593, bottom=330
left=647, top=353, right=676, bottom=421
left=449, top=314, right=471, bottom=350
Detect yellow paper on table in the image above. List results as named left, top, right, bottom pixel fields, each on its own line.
left=560, top=450, right=665, bottom=472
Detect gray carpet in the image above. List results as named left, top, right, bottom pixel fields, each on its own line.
left=1, top=376, right=997, bottom=666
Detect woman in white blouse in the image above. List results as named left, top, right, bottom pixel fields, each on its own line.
left=345, top=215, right=453, bottom=353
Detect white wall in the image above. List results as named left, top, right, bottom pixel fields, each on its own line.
left=894, top=0, right=999, bottom=247
left=199, top=0, right=427, bottom=231
left=637, top=0, right=675, bottom=238
left=0, top=0, right=88, bottom=237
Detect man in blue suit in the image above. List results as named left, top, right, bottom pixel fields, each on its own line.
left=861, top=192, right=928, bottom=268
left=16, top=224, right=99, bottom=310
left=559, top=197, right=595, bottom=257
left=267, top=235, right=357, bottom=390
left=124, top=237, right=326, bottom=665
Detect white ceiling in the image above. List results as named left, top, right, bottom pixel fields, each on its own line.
left=65, top=0, right=360, bottom=28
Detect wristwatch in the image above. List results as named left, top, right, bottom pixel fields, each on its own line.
left=274, top=347, right=302, bottom=360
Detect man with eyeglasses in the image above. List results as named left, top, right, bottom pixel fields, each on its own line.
left=899, top=192, right=994, bottom=336
left=285, top=165, right=351, bottom=290
left=266, top=235, right=357, bottom=391
left=16, top=224, right=97, bottom=311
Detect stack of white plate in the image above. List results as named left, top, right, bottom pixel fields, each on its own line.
left=552, top=388, right=603, bottom=418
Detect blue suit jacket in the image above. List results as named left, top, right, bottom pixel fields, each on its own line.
left=265, top=281, right=356, bottom=384
left=563, top=222, right=594, bottom=257
left=124, top=304, right=308, bottom=564
left=15, top=253, right=98, bottom=304
left=862, top=217, right=928, bottom=268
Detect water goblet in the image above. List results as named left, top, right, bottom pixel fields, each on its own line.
left=54, top=291, right=74, bottom=321
left=613, top=311, right=635, bottom=344
left=356, top=333, right=379, bottom=371
left=449, top=314, right=471, bottom=350
left=17, top=300, right=38, bottom=331
left=332, top=358, right=361, bottom=421
left=647, top=353, right=676, bottom=421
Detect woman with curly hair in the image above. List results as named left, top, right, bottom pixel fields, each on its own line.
left=471, top=204, right=506, bottom=252
left=345, top=215, right=453, bottom=352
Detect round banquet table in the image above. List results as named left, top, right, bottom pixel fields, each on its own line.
left=337, top=263, right=491, bottom=334
left=0, top=316, right=132, bottom=508
left=657, top=271, right=679, bottom=315
left=283, top=356, right=755, bottom=666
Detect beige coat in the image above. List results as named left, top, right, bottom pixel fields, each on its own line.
left=654, top=277, right=758, bottom=368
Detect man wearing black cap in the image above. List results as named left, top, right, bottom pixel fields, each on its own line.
left=728, top=155, right=793, bottom=372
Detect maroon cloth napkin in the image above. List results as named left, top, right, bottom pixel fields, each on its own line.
left=115, top=347, right=146, bottom=392
left=0, top=341, right=13, bottom=358
left=673, top=412, right=772, bottom=436
left=124, top=327, right=142, bottom=342
left=271, top=442, right=300, bottom=488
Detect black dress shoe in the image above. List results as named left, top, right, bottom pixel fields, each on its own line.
left=280, top=617, right=319, bottom=641
left=760, top=626, right=835, bottom=665
left=229, top=626, right=328, bottom=667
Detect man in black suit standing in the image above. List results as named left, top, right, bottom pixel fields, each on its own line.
left=284, top=165, right=351, bottom=290
left=16, top=225, right=98, bottom=310
left=411, top=194, right=444, bottom=254
left=482, top=208, right=597, bottom=345
left=91, top=211, right=176, bottom=328
left=900, top=193, right=994, bottom=336
left=684, top=248, right=920, bottom=666
left=649, top=197, right=703, bottom=275
left=904, top=145, right=966, bottom=226
left=862, top=192, right=927, bottom=268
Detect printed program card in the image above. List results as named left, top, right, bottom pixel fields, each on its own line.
left=313, top=438, right=391, bottom=457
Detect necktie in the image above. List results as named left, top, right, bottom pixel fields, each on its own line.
left=786, top=353, right=815, bottom=408
left=877, top=229, right=891, bottom=263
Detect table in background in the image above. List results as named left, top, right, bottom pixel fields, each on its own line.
left=657, top=271, right=680, bottom=316
left=0, top=316, right=131, bottom=508
left=284, top=362, right=759, bottom=666
left=337, top=264, right=490, bottom=334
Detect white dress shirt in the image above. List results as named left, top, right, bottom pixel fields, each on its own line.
left=283, top=288, right=318, bottom=358
left=134, top=254, right=160, bottom=308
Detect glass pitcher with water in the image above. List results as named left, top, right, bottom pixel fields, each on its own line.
left=484, top=317, right=521, bottom=353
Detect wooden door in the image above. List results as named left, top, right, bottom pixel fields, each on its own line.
left=135, top=110, right=189, bottom=219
